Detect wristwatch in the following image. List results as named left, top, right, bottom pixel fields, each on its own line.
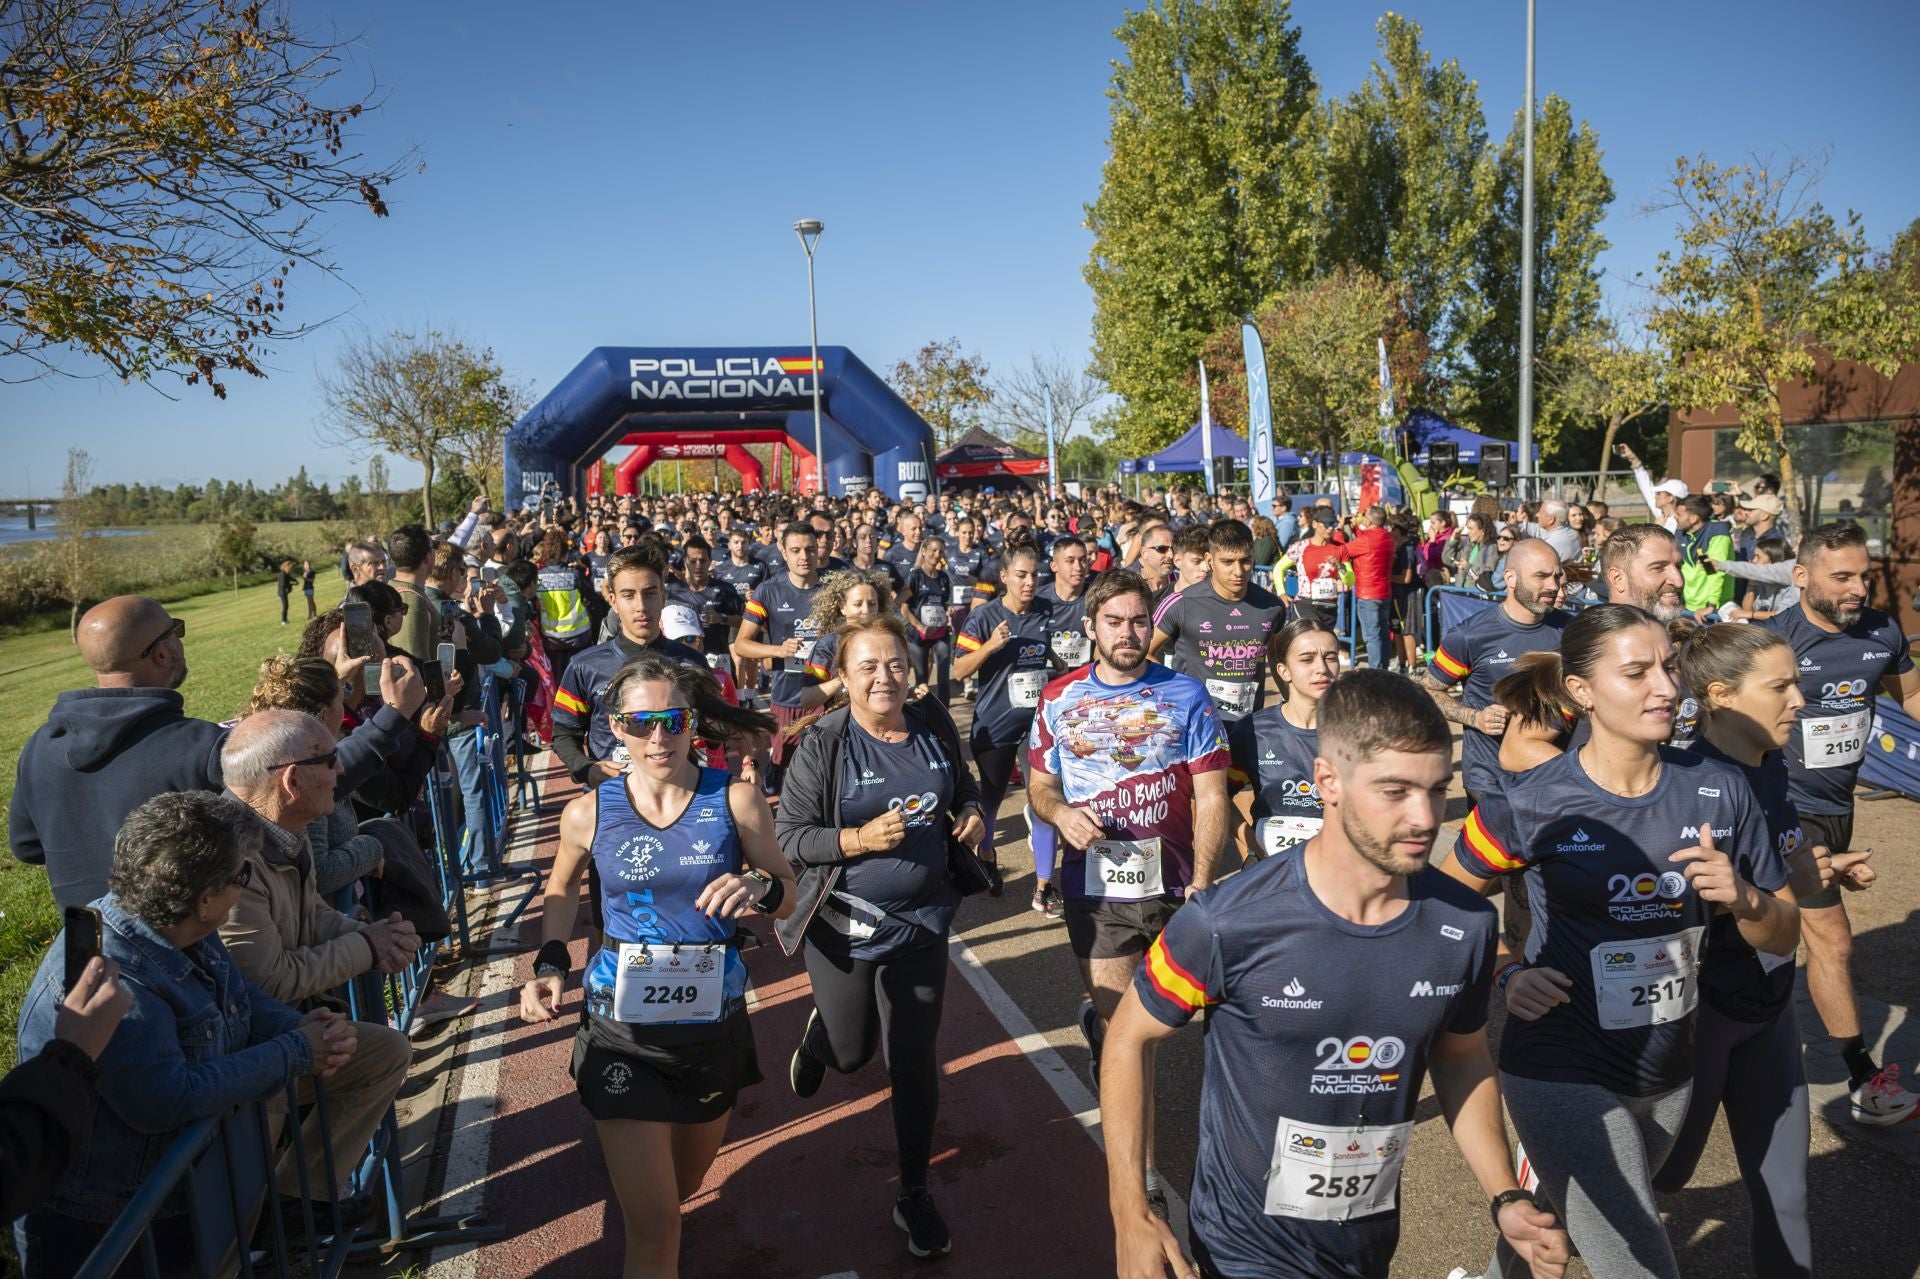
left=1489, top=1187, right=1536, bottom=1228
left=742, top=869, right=774, bottom=905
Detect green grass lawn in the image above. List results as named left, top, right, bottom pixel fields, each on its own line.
left=0, top=579, right=316, bottom=1066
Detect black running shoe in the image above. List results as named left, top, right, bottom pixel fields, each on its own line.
left=892, top=1188, right=952, bottom=1258
left=789, top=1008, right=825, bottom=1099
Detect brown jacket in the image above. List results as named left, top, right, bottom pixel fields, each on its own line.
left=218, top=802, right=374, bottom=1004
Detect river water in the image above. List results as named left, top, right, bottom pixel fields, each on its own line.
left=0, top=516, right=150, bottom=548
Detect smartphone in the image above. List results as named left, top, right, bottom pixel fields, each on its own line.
left=482, top=564, right=499, bottom=585
left=64, top=905, right=103, bottom=995
left=437, top=641, right=457, bottom=671
left=420, top=659, right=446, bottom=703
left=466, top=575, right=482, bottom=598
left=364, top=659, right=386, bottom=693
left=342, top=602, right=378, bottom=660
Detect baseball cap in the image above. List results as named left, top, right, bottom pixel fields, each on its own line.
left=1652, top=478, right=1690, bottom=500
left=1739, top=493, right=1784, bottom=516
left=660, top=604, right=702, bottom=642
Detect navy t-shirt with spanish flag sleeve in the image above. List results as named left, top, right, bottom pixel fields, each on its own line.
left=1452, top=746, right=1779, bottom=1096
left=1425, top=606, right=1570, bottom=799
left=744, top=575, right=821, bottom=709
left=1135, top=855, right=1495, bottom=1279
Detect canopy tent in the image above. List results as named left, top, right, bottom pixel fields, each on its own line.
left=934, top=427, right=1049, bottom=491
left=1120, top=422, right=1308, bottom=474
left=1395, top=408, right=1537, bottom=466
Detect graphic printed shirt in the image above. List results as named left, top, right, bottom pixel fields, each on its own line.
left=1136, top=857, right=1495, bottom=1279
left=1153, top=580, right=1287, bottom=721
left=1028, top=663, right=1230, bottom=902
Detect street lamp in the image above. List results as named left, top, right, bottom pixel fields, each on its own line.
left=1517, top=0, right=1537, bottom=496
left=794, top=218, right=825, bottom=496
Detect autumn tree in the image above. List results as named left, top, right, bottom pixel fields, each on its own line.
left=319, top=330, right=510, bottom=527
left=988, top=350, right=1108, bottom=456
left=440, top=347, right=532, bottom=510
left=1200, top=267, right=1425, bottom=462
left=1536, top=316, right=1667, bottom=477
left=1647, top=151, right=1920, bottom=526
left=887, top=338, right=992, bottom=449
left=0, top=0, right=407, bottom=394
left=1085, top=0, right=1322, bottom=454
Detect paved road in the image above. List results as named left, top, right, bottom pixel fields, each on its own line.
left=416, top=706, right=1920, bottom=1279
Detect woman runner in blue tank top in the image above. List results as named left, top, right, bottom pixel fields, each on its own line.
left=1444, top=606, right=1799, bottom=1279
left=519, top=653, right=792, bottom=1279
left=1226, top=613, right=1340, bottom=863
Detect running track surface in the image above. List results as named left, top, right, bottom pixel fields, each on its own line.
left=471, top=786, right=1116, bottom=1279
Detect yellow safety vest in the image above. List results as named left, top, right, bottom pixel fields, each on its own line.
left=536, top=564, right=590, bottom=642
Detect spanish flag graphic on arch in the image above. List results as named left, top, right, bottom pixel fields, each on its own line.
left=776, top=356, right=821, bottom=375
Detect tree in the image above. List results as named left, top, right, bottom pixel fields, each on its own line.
left=212, top=516, right=256, bottom=589
left=1536, top=317, right=1667, bottom=477
left=318, top=329, right=498, bottom=527
left=1200, top=267, right=1425, bottom=463
left=1462, top=93, right=1613, bottom=446
left=1646, top=151, right=1920, bottom=527
left=988, top=350, right=1109, bottom=456
left=887, top=338, right=993, bottom=449
left=439, top=347, right=533, bottom=510
left=1319, top=14, right=1498, bottom=391
left=0, top=0, right=407, bottom=394
left=1085, top=0, right=1322, bottom=454
left=54, top=448, right=103, bottom=636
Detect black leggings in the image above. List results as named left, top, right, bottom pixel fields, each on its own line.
left=803, top=939, right=949, bottom=1193
left=908, top=635, right=952, bottom=705
left=972, top=736, right=1024, bottom=860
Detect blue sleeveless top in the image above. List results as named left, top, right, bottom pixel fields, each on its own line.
left=585, top=767, right=749, bottom=1022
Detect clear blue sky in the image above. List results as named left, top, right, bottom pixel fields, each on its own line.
left=7, top=0, right=1916, bottom=492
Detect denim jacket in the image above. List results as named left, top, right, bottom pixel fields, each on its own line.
left=15, top=895, right=313, bottom=1222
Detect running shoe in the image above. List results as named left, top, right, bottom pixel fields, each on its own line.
left=1029, top=884, right=1064, bottom=920
left=789, top=1008, right=826, bottom=1099
left=1850, top=1062, right=1919, bottom=1126
left=1031, top=885, right=1049, bottom=915
left=892, top=1188, right=952, bottom=1258
left=1444, top=1270, right=1482, bottom=1279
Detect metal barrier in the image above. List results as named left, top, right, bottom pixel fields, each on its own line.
left=72, top=676, right=523, bottom=1277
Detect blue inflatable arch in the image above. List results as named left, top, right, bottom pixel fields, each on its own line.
left=502, top=346, right=937, bottom=508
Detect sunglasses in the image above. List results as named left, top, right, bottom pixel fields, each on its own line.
left=1145, top=544, right=1172, bottom=555
left=272, top=749, right=339, bottom=771
left=609, top=708, right=692, bottom=737
left=1496, top=535, right=1514, bottom=544
left=140, top=616, right=187, bottom=659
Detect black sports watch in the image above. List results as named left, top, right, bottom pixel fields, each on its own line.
left=1489, top=1187, right=1537, bottom=1229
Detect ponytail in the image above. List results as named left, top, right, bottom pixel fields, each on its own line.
left=1670, top=620, right=1793, bottom=711
left=1493, top=651, right=1577, bottom=729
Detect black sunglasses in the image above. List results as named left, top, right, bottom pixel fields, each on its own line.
left=271, top=749, right=340, bottom=771
left=140, top=616, right=186, bottom=659
left=1145, top=544, right=1173, bottom=555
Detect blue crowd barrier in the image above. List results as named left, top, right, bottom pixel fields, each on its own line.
left=1862, top=694, right=1920, bottom=802
left=75, top=677, right=520, bottom=1277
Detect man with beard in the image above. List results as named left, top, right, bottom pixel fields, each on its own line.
left=1029, top=570, right=1230, bottom=1221
left=1102, top=672, right=1569, bottom=1279
left=1759, top=522, right=1920, bottom=1126
left=1596, top=522, right=1687, bottom=618
left=1424, top=540, right=1572, bottom=803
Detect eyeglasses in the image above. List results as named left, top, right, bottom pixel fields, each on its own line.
left=609, top=708, right=692, bottom=737
left=139, top=616, right=186, bottom=659
left=1145, top=544, right=1172, bottom=555
left=271, top=749, right=339, bottom=771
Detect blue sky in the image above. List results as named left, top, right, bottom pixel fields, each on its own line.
left=6, top=0, right=1916, bottom=492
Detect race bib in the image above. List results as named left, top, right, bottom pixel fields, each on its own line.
left=1084, top=838, right=1164, bottom=900
left=1206, top=677, right=1257, bottom=719
left=918, top=602, right=948, bottom=629
left=816, top=891, right=881, bottom=941
left=785, top=636, right=818, bottom=674
left=950, top=582, right=972, bottom=605
left=609, top=742, right=632, bottom=770
left=1590, top=927, right=1704, bottom=1031
left=1801, top=710, right=1870, bottom=770
left=1309, top=573, right=1340, bottom=603
left=1258, top=815, right=1323, bottom=858
left=611, top=943, right=724, bottom=1024
left=705, top=652, right=731, bottom=674
left=1265, top=1118, right=1411, bottom=1222
left=1008, top=669, right=1047, bottom=709
left=1053, top=631, right=1092, bottom=666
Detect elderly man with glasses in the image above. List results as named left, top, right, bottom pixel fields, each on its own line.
left=10, top=595, right=227, bottom=911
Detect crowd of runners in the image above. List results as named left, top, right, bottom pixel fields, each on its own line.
left=475, top=473, right=1917, bottom=1279
left=15, top=469, right=1908, bottom=1279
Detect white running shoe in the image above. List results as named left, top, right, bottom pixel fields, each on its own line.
left=1444, top=1270, right=1482, bottom=1279
left=1851, top=1062, right=1919, bottom=1126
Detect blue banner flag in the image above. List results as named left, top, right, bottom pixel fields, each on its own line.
left=1243, top=322, right=1275, bottom=518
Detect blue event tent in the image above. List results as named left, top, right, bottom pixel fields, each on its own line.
left=1396, top=408, right=1537, bottom=466
left=1120, top=422, right=1308, bottom=474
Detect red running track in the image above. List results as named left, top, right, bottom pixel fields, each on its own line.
left=469, top=784, right=1116, bottom=1279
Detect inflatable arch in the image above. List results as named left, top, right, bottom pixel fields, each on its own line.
left=502, top=346, right=938, bottom=508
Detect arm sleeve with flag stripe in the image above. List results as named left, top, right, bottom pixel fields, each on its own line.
left=1135, top=893, right=1219, bottom=1027
left=1427, top=630, right=1472, bottom=687
left=1452, top=787, right=1528, bottom=877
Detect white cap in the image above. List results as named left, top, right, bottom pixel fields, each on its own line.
left=1652, top=478, right=1690, bottom=500
left=660, top=604, right=702, bottom=642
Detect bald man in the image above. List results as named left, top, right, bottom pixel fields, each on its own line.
left=11, top=596, right=226, bottom=909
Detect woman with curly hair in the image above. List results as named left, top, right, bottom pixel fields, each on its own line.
left=797, top=569, right=895, bottom=711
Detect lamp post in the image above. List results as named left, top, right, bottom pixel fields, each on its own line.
left=794, top=218, right=825, bottom=496
left=1517, top=0, right=1537, bottom=496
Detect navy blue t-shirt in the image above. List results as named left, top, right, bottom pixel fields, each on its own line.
left=811, top=720, right=958, bottom=960
left=1758, top=604, right=1913, bottom=815
left=1690, top=739, right=1800, bottom=1022
left=957, top=600, right=1052, bottom=746
left=1227, top=707, right=1323, bottom=858
left=1036, top=583, right=1092, bottom=670
left=1136, top=856, right=1496, bottom=1279
left=1427, top=605, right=1571, bottom=798
left=712, top=557, right=765, bottom=595
left=743, top=575, right=821, bottom=708
left=1454, top=748, right=1781, bottom=1095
